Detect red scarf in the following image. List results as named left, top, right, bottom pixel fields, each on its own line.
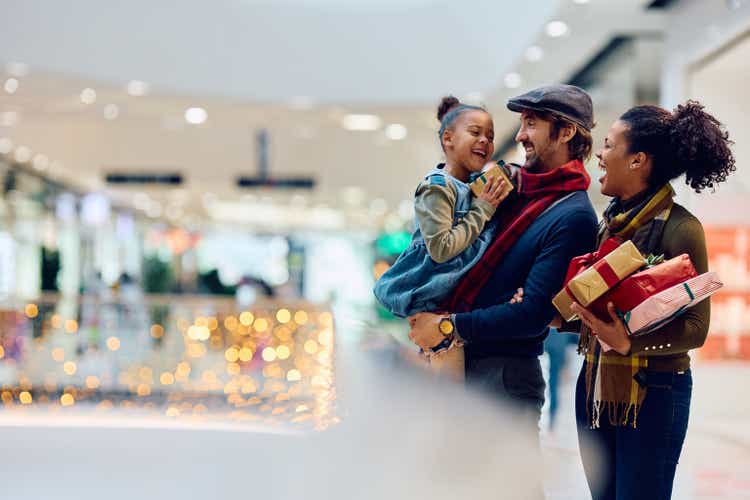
left=444, top=159, right=591, bottom=313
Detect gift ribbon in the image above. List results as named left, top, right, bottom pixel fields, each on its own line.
left=593, top=259, right=621, bottom=288
left=563, top=255, right=622, bottom=305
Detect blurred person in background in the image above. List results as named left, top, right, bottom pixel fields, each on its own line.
left=570, top=100, right=736, bottom=500
left=409, top=84, right=599, bottom=499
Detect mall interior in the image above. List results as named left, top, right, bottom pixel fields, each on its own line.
left=1, top=1, right=749, bottom=498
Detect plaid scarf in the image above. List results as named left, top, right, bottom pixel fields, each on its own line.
left=580, top=183, right=675, bottom=428
left=444, top=159, right=590, bottom=313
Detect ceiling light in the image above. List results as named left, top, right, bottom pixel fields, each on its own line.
left=463, top=91, right=483, bottom=104
left=185, top=107, right=207, bottom=125
left=573, top=0, right=590, bottom=4
left=80, top=88, right=97, bottom=104
left=288, top=96, right=315, bottom=110
left=4, top=78, right=19, bottom=94
left=342, top=114, right=382, bottom=131
left=5, top=62, right=29, bottom=77
left=546, top=21, right=569, bottom=38
left=524, top=46, right=544, bottom=62
left=103, top=104, right=119, bottom=120
left=0, top=137, right=12, bottom=154
left=385, top=123, right=408, bottom=140
left=14, top=145, right=32, bottom=163
left=504, top=73, right=523, bottom=89
left=127, top=80, right=149, bottom=96
left=32, top=154, right=49, bottom=171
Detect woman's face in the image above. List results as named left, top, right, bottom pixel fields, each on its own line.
left=443, top=110, right=495, bottom=173
left=596, top=119, right=638, bottom=198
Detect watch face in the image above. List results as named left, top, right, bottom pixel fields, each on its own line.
left=439, top=318, right=454, bottom=335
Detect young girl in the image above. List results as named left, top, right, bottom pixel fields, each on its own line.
left=374, top=96, right=511, bottom=319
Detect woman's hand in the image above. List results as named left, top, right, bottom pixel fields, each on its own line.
left=407, top=312, right=446, bottom=350
left=479, top=177, right=509, bottom=207
left=570, top=302, right=632, bottom=355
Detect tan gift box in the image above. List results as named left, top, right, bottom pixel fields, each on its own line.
left=553, top=240, right=646, bottom=322
left=470, top=163, right=514, bottom=198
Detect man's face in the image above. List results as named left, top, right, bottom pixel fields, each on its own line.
left=514, top=111, right=559, bottom=172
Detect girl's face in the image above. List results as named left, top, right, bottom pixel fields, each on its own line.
left=596, top=119, right=641, bottom=198
left=443, top=110, right=495, bottom=173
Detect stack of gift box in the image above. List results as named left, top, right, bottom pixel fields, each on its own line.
left=553, top=238, right=723, bottom=346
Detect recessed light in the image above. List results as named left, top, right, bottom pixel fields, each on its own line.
left=385, top=124, right=408, bottom=140
left=504, top=73, right=523, bottom=89
left=80, top=88, right=97, bottom=105
left=524, top=46, right=544, bottom=62
left=103, top=104, right=120, bottom=121
left=342, top=114, right=382, bottom=131
left=5, top=62, right=29, bottom=77
left=546, top=21, right=569, bottom=38
left=463, top=91, right=484, bottom=104
left=288, top=96, right=315, bottom=110
left=4, top=78, right=19, bottom=94
left=127, top=80, right=149, bottom=97
left=185, top=107, right=208, bottom=125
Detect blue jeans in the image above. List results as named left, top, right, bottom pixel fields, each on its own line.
left=575, top=365, right=692, bottom=500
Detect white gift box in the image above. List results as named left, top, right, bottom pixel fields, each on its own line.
left=598, top=271, right=722, bottom=352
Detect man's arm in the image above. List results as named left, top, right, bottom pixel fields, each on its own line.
left=454, top=210, right=597, bottom=342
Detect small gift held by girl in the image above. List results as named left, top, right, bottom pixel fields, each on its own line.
left=373, top=96, right=513, bottom=319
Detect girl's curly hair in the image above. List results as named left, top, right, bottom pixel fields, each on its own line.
left=619, top=100, right=735, bottom=193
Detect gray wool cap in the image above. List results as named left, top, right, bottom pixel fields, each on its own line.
left=507, top=84, right=594, bottom=131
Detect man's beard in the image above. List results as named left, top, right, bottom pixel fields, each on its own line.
left=522, top=142, right=552, bottom=172
left=523, top=153, right=544, bottom=173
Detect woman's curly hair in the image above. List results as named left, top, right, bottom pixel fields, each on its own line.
left=619, top=101, right=735, bottom=193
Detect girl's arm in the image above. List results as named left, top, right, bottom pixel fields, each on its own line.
left=414, top=179, right=496, bottom=264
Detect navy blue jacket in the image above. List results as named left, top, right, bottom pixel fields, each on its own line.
left=454, top=190, right=598, bottom=359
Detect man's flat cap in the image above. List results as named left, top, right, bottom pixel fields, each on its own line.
left=507, top=84, right=594, bottom=131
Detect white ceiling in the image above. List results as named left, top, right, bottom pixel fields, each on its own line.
left=0, top=0, right=677, bottom=229
left=0, top=0, right=556, bottom=104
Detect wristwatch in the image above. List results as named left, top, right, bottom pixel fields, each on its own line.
left=438, top=316, right=455, bottom=336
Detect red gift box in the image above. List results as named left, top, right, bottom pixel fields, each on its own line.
left=587, top=253, right=697, bottom=322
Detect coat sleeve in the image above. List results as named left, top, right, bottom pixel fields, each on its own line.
left=415, top=180, right=496, bottom=264
left=629, top=217, right=710, bottom=356
left=453, top=209, right=598, bottom=341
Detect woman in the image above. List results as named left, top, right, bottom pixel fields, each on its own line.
left=570, top=101, right=735, bottom=499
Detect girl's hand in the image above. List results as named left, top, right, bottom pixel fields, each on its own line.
left=570, top=302, right=632, bottom=355
left=479, top=177, right=509, bottom=207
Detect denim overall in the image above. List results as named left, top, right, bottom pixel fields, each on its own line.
left=374, top=166, right=498, bottom=317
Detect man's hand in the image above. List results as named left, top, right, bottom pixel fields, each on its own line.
left=510, top=287, right=524, bottom=304
left=407, top=312, right=447, bottom=351
left=570, top=302, right=631, bottom=355
left=479, top=177, right=510, bottom=208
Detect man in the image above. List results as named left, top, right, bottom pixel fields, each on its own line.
left=408, top=84, right=599, bottom=497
